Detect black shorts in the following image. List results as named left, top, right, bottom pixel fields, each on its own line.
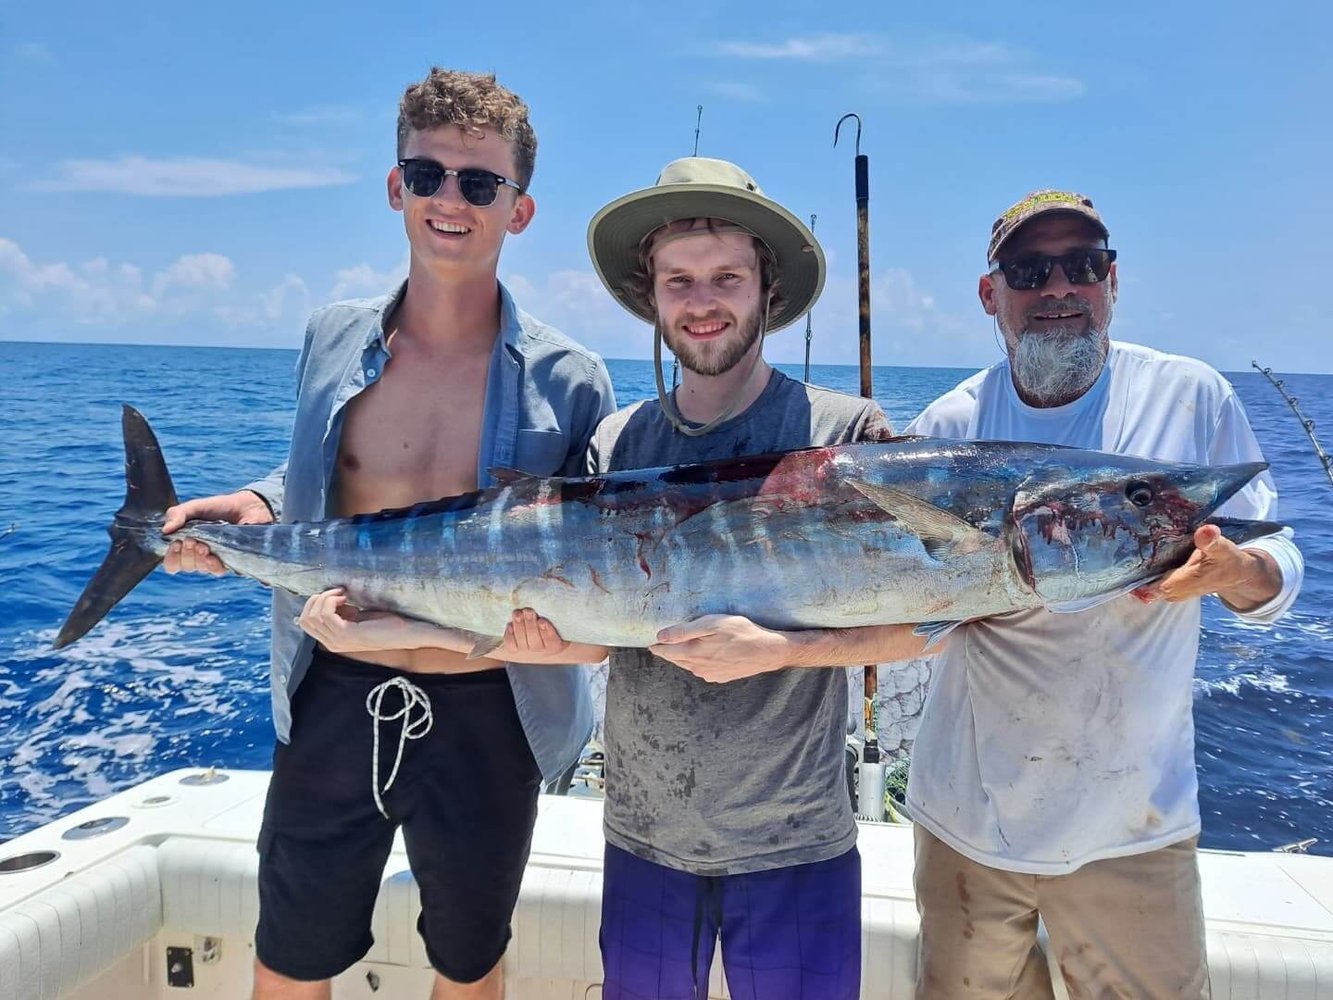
left=255, top=648, right=542, bottom=983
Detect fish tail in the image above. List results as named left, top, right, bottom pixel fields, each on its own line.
left=55, top=405, right=179, bottom=649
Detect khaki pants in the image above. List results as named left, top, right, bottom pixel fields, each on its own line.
left=914, top=826, right=1210, bottom=999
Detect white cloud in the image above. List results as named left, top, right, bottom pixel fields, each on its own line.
left=330, top=254, right=408, bottom=301
left=712, top=33, right=879, bottom=61
left=503, top=268, right=644, bottom=359
left=214, top=273, right=312, bottom=329
left=774, top=265, right=990, bottom=369
left=708, top=33, right=1084, bottom=106
left=151, top=253, right=235, bottom=298
left=706, top=81, right=766, bottom=104
left=28, top=156, right=356, bottom=197
left=0, top=242, right=982, bottom=368
left=0, top=237, right=316, bottom=343
left=261, top=274, right=310, bottom=322
left=0, top=238, right=154, bottom=324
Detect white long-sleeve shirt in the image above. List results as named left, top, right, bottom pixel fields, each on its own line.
left=903, top=341, right=1305, bottom=874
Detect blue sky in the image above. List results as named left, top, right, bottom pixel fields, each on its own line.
left=2, top=1, right=1330, bottom=373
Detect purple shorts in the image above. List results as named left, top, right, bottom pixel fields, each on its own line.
left=600, top=843, right=861, bottom=1000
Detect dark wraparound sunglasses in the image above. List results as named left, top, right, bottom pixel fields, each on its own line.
left=397, top=158, right=524, bottom=206
left=993, top=248, right=1117, bottom=291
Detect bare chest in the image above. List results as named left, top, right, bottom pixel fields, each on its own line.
left=332, top=352, right=490, bottom=516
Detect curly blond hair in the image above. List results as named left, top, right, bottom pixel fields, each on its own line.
left=397, top=68, right=537, bottom=189
left=620, top=218, right=785, bottom=319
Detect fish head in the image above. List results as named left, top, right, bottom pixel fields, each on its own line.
left=1009, top=457, right=1269, bottom=607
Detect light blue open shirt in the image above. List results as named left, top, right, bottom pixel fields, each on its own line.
left=244, top=281, right=616, bottom=783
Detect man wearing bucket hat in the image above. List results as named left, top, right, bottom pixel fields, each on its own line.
left=900, top=190, right=1305, bottom=998
left=575, top=157, right=930, bottom=999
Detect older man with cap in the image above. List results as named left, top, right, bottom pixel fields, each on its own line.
left=900, top=190, right=1305, bottom=998
left=577, top=157, right=933, bottom=1000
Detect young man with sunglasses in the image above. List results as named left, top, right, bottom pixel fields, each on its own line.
left=159, top=68, right=615, bottom=999
left=901, top=191, right=1305, bottom=998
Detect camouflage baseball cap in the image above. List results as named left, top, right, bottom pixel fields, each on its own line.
left=988, top=189, right=1109, bottom=263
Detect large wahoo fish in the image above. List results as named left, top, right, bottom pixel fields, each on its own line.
left=56, top=405, right=1282, bottom=651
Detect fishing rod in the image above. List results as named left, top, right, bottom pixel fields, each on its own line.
left=1251, top=361, right=1333, bottom=486
left=803, top=214, right=816, bottom=383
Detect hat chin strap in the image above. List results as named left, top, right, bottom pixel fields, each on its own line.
left=653, top=296, right=772, bottom=437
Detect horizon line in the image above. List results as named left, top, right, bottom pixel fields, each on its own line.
left=0, top=338, right=1327, bottom=378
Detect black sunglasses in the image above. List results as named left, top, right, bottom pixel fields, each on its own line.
left=993, top=248, right=1117, bottom=291
left=397, top=158, right=524, bottom=207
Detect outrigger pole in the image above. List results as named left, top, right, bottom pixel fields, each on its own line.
left=672, top=105, right=707, bottom=392
left=1252, top=361, right=1333, bottom=486
left=836, top=112, right=886, bottom=819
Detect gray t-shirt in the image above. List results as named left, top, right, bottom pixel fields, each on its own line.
left=587, top=370, right=894, bottom=875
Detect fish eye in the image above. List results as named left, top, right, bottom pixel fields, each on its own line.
left=1126, top=482, right=1154, bottom=507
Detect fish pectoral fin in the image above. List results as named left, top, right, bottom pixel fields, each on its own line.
left=912, top=620, right=962, bottom=650
left=1046, top=578, right=1148, bottom=614
left=487, top=466, right=534, bottom=486
left=847, top=480, right=990, bottom=558
left=461, top=632, right=507, bottom=660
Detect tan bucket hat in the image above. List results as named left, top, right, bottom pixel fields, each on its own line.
left=587, top=157, right=825, bottom=332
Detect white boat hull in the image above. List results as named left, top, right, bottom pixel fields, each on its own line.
left=2, top=770, right=1331, bottom=998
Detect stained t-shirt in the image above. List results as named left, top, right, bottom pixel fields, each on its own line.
left=587, top=370, right=893, bottom=875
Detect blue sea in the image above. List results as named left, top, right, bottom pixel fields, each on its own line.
left=1, top=341, right=1329, bottom=855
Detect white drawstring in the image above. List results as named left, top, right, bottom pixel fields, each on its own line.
left=365, top=677, right=433, bottom=819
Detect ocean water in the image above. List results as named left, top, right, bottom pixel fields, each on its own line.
left=0, top=341, right=1329, bottom=855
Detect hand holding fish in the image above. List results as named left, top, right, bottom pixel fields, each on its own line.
left=298, top=588, right=428, bottom=653
left=298, top=592, right=605, bottom=666
left=653, top=616, right=939, bottom=683
left=651, top=615, right=793, bottom=682
left=505, top=608, right=573, bottom=657
left=163, top=491, right=274, bottom=576
left=1135, top=524, right=1282, bottom=611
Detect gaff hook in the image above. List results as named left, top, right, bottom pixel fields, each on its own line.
left=834, top=112, right=862, bottom=156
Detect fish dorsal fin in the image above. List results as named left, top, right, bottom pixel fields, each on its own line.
left=847, top=480, right=991, bottom=559
left=488, top=467, right=534, bottom=487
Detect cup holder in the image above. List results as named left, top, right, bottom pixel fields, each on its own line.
left=179, top=769, right=229, bottom=786
left=62, top=816, right=130, bottom=840
left=0, top=850, right=60, bottom=874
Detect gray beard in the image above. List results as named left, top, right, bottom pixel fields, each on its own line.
left=662, top=308, right=764, bottom=377
left=1010, top=329, right=1108, bottom=406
